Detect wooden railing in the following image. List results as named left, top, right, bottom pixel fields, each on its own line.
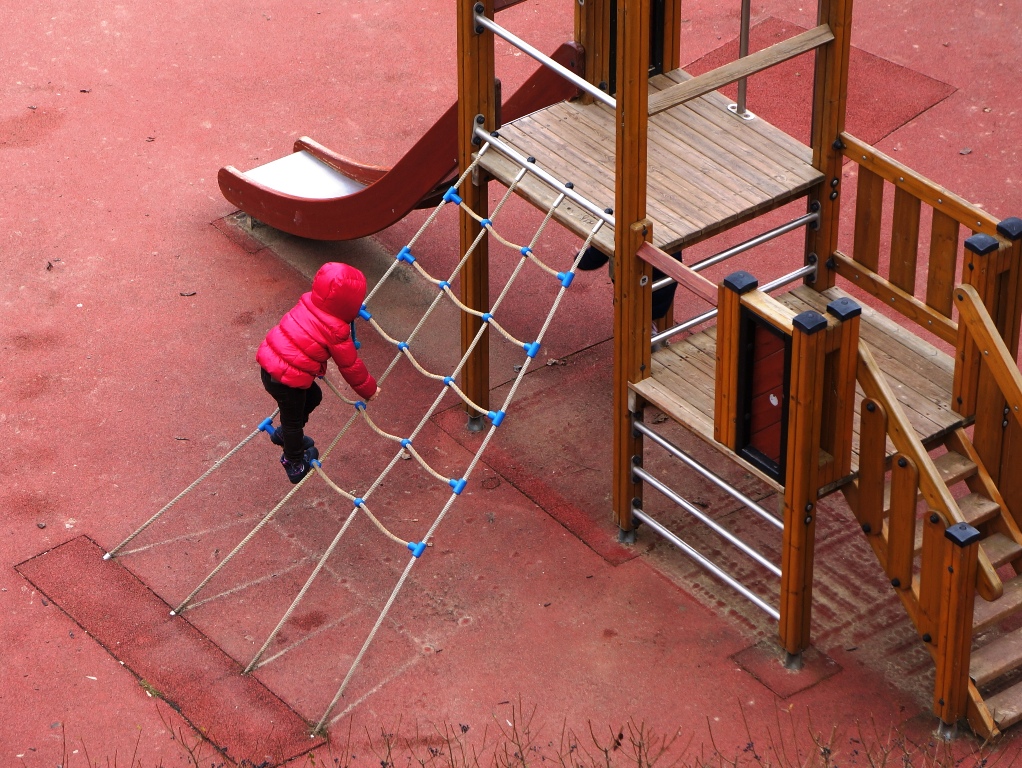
left=833, top=133, right=1014, bottom=348
left=850, top=342, right=990, bottom=730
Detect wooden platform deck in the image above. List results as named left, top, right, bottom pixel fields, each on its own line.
left=630, top=285, right=967, bottom=494
left=477, top=68, right=824, bottom=256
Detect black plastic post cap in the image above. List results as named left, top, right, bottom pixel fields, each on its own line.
left=826, top=296, right=862, bottom=321
left=998, top=217, right=1022, bottom=241
left=944, top=522, right=983, bottom=547
left=793, top=310, right=828, bottom=335
left=965, top=233, right=1000, bottom=255
left=722, top=270, right=758, bottom=294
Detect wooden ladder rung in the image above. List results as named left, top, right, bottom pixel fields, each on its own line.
left=975, top=575, right=1022, bottom=634
left=971, top=627, right=1022, bottom=687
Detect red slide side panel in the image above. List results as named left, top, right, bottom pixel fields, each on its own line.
left=218, top=42, right=583, bottom=241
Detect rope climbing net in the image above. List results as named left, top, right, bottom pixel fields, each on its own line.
left=105, top=141, right=606, bottom=733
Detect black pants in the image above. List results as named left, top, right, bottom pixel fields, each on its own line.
left=261, top=368, right=323, bottom=462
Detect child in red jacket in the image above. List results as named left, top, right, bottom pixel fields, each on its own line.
left=257, top=262, right=381, bottom=483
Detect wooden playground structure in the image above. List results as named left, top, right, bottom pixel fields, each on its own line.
left=452, top=0, right=1022, bottom=739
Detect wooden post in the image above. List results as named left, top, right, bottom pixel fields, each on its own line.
left=934, top=522, right=983, bottom=729
left=819, top=296, right=861, bottom=486
left=457, top=0, right=496, bottom=425
left=804, top=0, right=853, bottom=290
left=779, top=310, right=828, bottom=658
left=993, top=219, right=1022, bottom=515
left=575, top=0, right=612, bottom=100
left=918, top=509, right=949, bottom=645
left=611, top=0, right=651, bottom=535
left=887, top=454, right=919, bottom=591
left=854, top=398, right=887, bottom=538
left=714, top=271, right=760, bottom=449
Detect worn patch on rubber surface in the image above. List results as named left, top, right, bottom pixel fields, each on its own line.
left=16, top=536, right=324, bottom=767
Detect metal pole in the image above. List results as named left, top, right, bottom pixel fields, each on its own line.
left=475, top=128, right=615, bottom=226
left=631, top=506, right=781, bottom=620
left=736, top=0, right=752, bottom=116
left=651, top=262, right=817, bottom=345
left=633, top=466, right=781, bottom=576
left=633, top=420, right=782, bottom=529
left=473, top=10, right=617, bottom=109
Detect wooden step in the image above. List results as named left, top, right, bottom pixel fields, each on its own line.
left=883, top=450, right=977, bottom=509
left=934, top=450, right=978, bottom=486
left=971, top=627, right=1022, bottom=686
left=982, top=533, right=1022, bottom=569
left=982, top=679, right=1022, bottom=730
left=974, top=575, right=1022, bottom=634
left=959, top=493, right=1002, bottom=527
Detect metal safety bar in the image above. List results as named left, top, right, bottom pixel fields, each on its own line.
left=631, top=506, right=781, bottom=620
left=475, top=127, right=616, bottom=227
left=652, top=210, right=819, bottom=292
left=472, top=8, right=617, bottom=110
left=633, top=465, right=781, bottom=576
left=651, top=261, right=816, bottom=345
left=633, top=420, right=781, bottom=530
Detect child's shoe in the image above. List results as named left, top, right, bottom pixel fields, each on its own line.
left=271, top=427, right=315, bottom=451
left=280, top=446, right=320, bottom=484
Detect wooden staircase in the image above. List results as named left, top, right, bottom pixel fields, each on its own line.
left=845, top=345, right=1022, bottom=738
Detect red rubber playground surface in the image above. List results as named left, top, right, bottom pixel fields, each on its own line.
left=2, top=0, right=1021, bottom=765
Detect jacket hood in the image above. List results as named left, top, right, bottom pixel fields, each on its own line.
left=309, top=262, right=367, bottom=322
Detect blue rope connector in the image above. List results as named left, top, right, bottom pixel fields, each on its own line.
left=488, top=410, right=506, bottom=427
left=353, top=497, right=365, bottom=508
left=521, top=246, right=533, bottom=257
left=397, top=246, right=415, bottom=264
left=481, top=312, right=492, bottom=323
left=258, top=416, right=275, bottom=434
left=408, top=541, right=428, bottom=558
left=354, top=401, right=367, bottom=411
left=311, top=459, right=322, bottom=468
left=557, top=271, right=575, bottom=288
left=443, top=376, right=455, bottom=386
left=480, top=218, right=491, bottom=229
left=401, top=438, right=412, bottom=448
left=442, top=187, right=462, bottom=205
left=438, top=281, right=451, bottom=292
left=448, top=477, right=468, bottom=495
left=524, top=341, right=541, bottom=358
left=398, top=342, right=409, bottom=351
left=358, top=306, right=372, bottom=321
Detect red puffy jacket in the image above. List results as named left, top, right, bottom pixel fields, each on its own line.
left=256, top=263, right=378, bottom=399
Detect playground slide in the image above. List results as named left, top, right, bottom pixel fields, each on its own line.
left=218, top=42, right=583, bottom=241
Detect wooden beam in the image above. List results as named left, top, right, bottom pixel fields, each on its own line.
left=648, top=25, right=834, bottom=116
left=886, top=453, right=919, bottom=592
left=636, top=242, right=717, bottom=306
left=575, top=0, right=612, bottom=102
left=852, top=166, right=884, bottom=272
left=611, top=0, right=651, bottom=533
left=855, top=398, right=887, bottom=538
left=457, top=0, right=496, bottom=419
left=889, top=187, right=922, bottom=293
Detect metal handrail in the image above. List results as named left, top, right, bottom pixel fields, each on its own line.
left=475, top=128, right=615, bottom=226
left=473, top=9, right=616, bottom=109
left=652, top=262, right=816, bottom=345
